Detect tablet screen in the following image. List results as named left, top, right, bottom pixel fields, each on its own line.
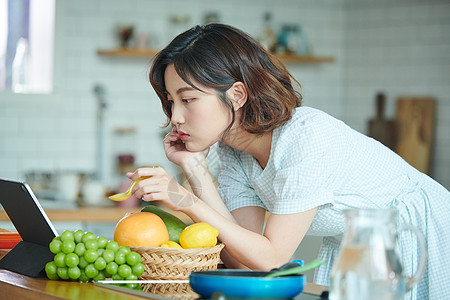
left=0, top=178, right=58, bottom=247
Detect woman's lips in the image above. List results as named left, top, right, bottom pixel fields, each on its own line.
left=178, top=130, right=190, bottom=140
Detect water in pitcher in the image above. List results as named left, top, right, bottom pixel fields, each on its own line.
left=329, top=246, right=405, bottom=300
left=327, top=207, right=429, bottom=300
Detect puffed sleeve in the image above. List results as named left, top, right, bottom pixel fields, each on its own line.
left=216, top=142, right=266, bottom=212
left=270, top=113, right=349, bottom=214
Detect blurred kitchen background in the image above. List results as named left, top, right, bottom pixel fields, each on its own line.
left=1, top=0, right=449, bottom=281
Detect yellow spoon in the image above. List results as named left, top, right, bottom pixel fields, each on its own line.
left=108, top=176, right=150, bottom=201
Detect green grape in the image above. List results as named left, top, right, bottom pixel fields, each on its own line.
left=114, top=252, right=126, bottom=265
left=84, top=249, right=99, bottom=263
left=102, top=249, right=115, bottom=263
left=61, top=241, right=76, bottom=254
left=45, top=261, right=57, bottom=275
left=125, top=282, right=139, bottom=289
left=106, top=240, right=119, bottom=252
left=93, top=270, right=106, bottom=281
left=73, top=229, right=84, bottom=243
left=68, top=266, right=81, bottom=280
left=125, top=274, right=139, bottom=288
left=126, top=274, right=138, bottom=281
left=60, top=230, right=75, bottom=242
left=64, top=253, right=80, bottom=268
left=78, top=255, right=89, bottom=269
left=117, top=264, right=132, bottom=278
left=84, top=239, right=98, bottom=251
left=81, top=232, right=96, bottom=243
left=49, top=239, right=62, bottom=254
left=57, top=267, right=69, bottom=280
left=94, top=257, right=106, bottom=271
left=54, top=252, right=66, bottom=267
left=85, top=264, right=99, bottom=279
left=79, top=269, right=89, bottom=282
left=117, top=246, right=131, bottom=255
left=126, top=251, right=141, bottom=266
left=105, top=262, right=118, bottom=275
left=53, top=236, right=62, bottom=242
left=97, top=236, right=108, bottom=249
left=131, top=262, right=145, bottom=277
left=111, top=273, right=123, bottom=281
left=97, top=248, right=105, bottom=257
left=74, top=243, right=86, bottom=257
left=47, top=272, right=59, bottom=280
left=132, top=284, right=143, bottom=291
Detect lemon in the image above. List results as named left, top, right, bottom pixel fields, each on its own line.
left=179, top=222, right=219, bottom=249
left=160, top=241, right=183, bottom=248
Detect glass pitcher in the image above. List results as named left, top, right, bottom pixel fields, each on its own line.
left=329, top=208, right=427, bottom=300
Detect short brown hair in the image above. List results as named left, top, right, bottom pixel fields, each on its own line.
left=149, top=24, right=302, bottom=135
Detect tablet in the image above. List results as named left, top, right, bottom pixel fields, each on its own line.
left=0, top=178, right=58, bottom=246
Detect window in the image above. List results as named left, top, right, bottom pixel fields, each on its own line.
left=0, top=0, right=55, bottom=94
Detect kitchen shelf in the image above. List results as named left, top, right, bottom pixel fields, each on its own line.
left=97, top=48, right=334, bottom=64
left=97, top=48, right=160, bottom=58
left=275, top=53, right=334, bottom=63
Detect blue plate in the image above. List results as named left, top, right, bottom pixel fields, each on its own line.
left=190, top=270, right=306, bottom=299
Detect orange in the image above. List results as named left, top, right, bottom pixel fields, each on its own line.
left=114, top=212, right=169, bottom=247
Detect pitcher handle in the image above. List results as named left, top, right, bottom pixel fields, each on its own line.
left=397, top=223, right=427, bottom=291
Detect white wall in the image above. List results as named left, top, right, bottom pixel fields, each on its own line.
left=0, top=0, right=448, bottom=190
left=0, top=0, right=345, bottom=188
left=342, top=0, right=450, bottom=188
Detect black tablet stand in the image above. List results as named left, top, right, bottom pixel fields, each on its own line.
left=0, top=178, right=57, bottom=278
left=0, top=240, right=54, bottom=278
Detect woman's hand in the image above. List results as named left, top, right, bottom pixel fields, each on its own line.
left=164, top=127, right=195, bottom=164
left=126, top=167, right=197, bottom=210
left=163, top=127, right=209, bottom=168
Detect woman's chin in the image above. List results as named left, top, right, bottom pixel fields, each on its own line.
left=184, top=142, right=201, bottom=152
left=184, top=141, right=210, bottom=153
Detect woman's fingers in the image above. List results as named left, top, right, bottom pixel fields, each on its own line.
left=126, top=166, right=197, bottom=209
left=141, top=191, right=168, bottom=202
left=164, top=133, right=179, bottom=143
left=164, top=127, right=179, bottom=142
left=132, top=171, right=168, bottom=194
left=128, top=166, right=163, bottom=181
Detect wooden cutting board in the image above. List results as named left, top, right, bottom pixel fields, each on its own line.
left=368, top=93, right=397, bottom=150
left=396, top=97, right=436, bottom=174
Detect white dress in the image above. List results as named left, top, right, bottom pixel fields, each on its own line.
left=217, top=106, right=450, bottom=300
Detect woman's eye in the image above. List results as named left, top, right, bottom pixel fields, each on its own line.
left=167, top=99, right=174, bottom=104
left=182, top=99, right=194, bottom=103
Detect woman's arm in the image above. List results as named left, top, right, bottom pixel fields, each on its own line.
left=184, top=200, right=318, bottom=270
left=157, top=127, right=235, bottom=220
left=179, top=155, right=267, bottom=268
left=128, top=165, right=317, bottom=270
left=220, top=206, right=266, bottom=269
left=180, top=154, right=235, bottom=222
left=129, top=129, right=317, bottom=270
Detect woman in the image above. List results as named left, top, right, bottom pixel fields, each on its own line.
left=127, top=24, right=449, bottom=299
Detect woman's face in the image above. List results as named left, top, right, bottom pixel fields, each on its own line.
left=164, top=64, right=233, bottom=152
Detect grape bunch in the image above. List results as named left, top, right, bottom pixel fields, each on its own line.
left=45, top=229, right=145, bottom=282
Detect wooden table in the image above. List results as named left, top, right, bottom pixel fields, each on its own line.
left=0, top=269, right=144, bottom=300
left=0, top=269, right=328, bottom=299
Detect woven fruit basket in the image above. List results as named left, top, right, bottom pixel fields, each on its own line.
left=141, top=282, right=197, bottom=299
left=130, top=243, right=224, bottom=280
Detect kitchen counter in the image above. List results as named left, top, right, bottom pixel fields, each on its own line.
left=0, top=205, right=193, bottom=223
left=0, top=269, right=328, bottom=299
left=0, top=205, right=194, bottom=241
